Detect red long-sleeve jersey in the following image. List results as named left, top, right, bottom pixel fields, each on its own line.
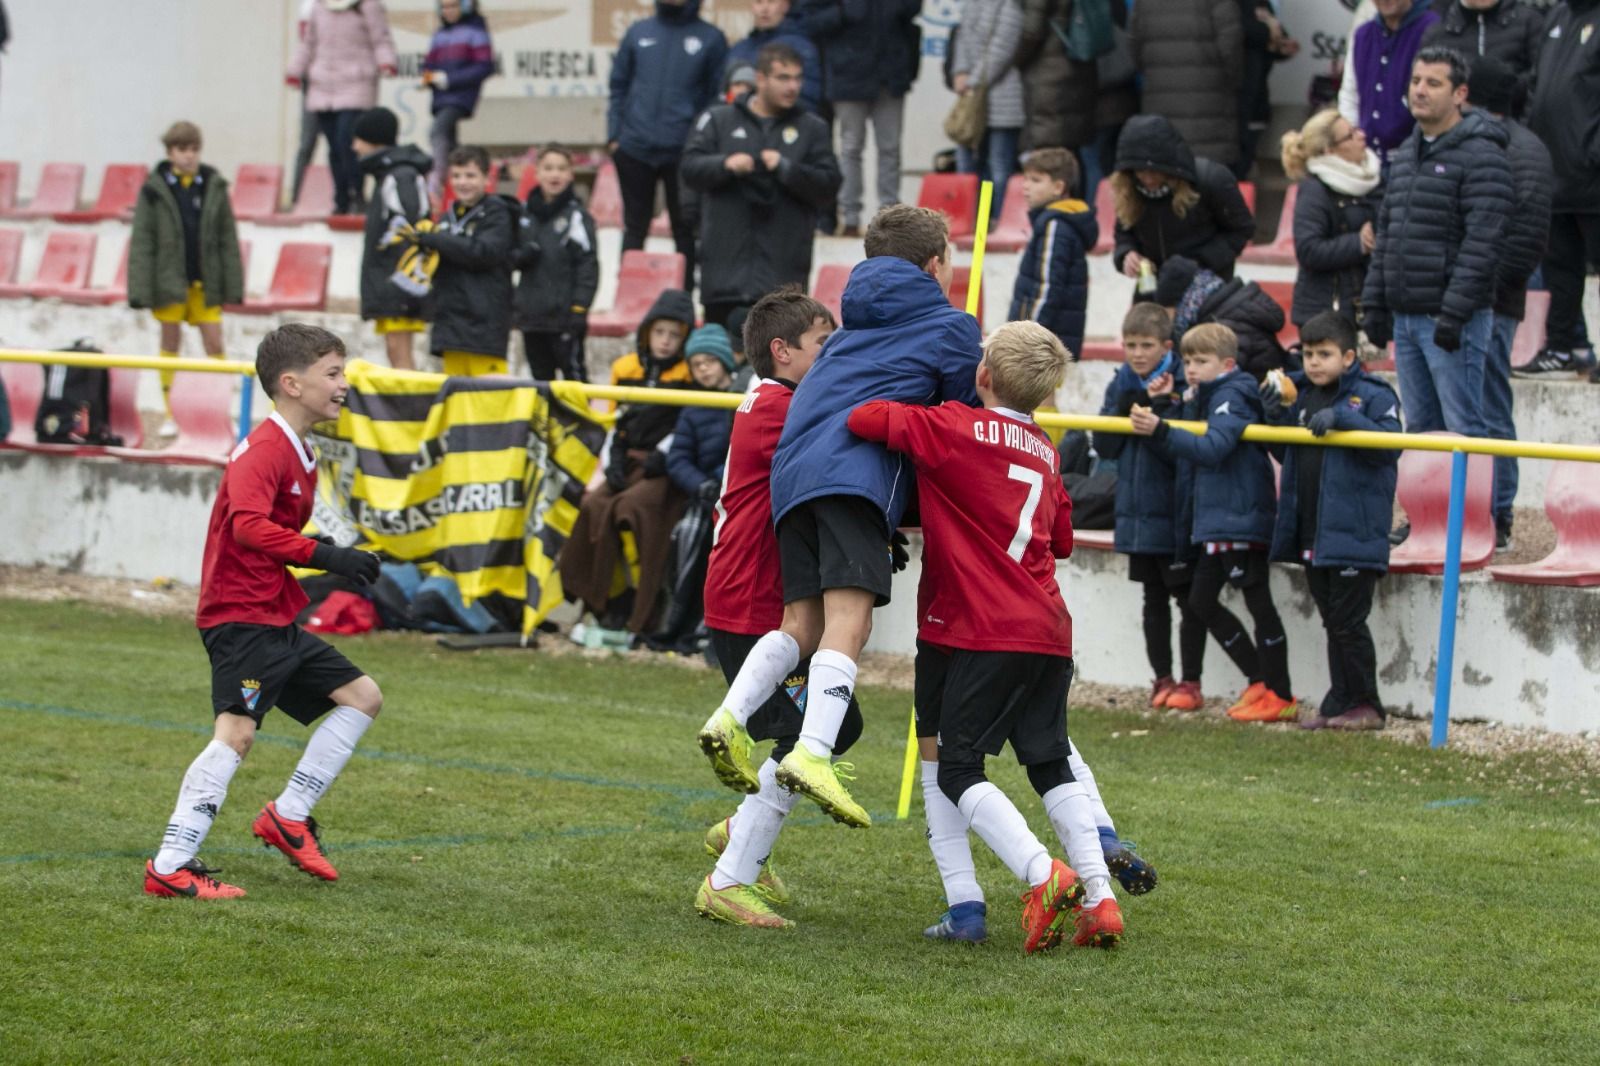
left=195, top=413, right=320, bottom=629
left=847, top=400, right=1074, bottom=657
left=703, top=378, right=792, bottom=635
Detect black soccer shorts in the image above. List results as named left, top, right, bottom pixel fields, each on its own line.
left=776, top=494, right=894, bottom=607
left=914, top=639, right=1073, bottom=766
left=201, top=622, right=365, bottom=726
left=708, top=628, right=862, bottom=759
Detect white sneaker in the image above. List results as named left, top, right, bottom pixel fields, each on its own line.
left=157, top=418, right=179, bottom=439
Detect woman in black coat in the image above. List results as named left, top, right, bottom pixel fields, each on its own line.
left=1280, top=109, right=1383, bottom=328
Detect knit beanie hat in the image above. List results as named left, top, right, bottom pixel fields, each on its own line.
left=727, top=63, right=758, bottom=91
left=1466, top=55, right=1520, bottom=117
left=353, top=107, right=399, bottom=147
left=686, top=324, right=736, bottom=373
left=1154, top=255, right=1201, bottom=308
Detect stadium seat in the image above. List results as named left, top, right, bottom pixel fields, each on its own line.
left=1510, top=291, right=1549, bottom=370
left=1255, top=279, right=1299, bottom=348
left=1387, top=434, right=1495, bottom=575
left=649, top=209, right=672, bottom=238
left=955, top=174, right=1030, bottom=252
left=1489, top=462, right=1600, bottom=586
left=230, top=241, right=330, bottom=314
left=0, top=228, right=23, bottom=287
left=107, top=367, right=145, bottom=449
left=588, top=161, right=623, bottom=229
left=1240, top=183, right=1297, bottom=266
left=0, top=360, right=42, bottom=443
left=231, top=163, right=284, bottom=222
left=1237, top=180, right=1257, bottom=217
left=917, top=173, right=980, bottom=241
left=1079, top=340, right=1124, bottom=361
left=257, top=164, right=333, bottom=226
left=948, top=265, right=983, bottom=321
left=0, top=231, right=96, bottom=299
left=55, top=164, right=144, bottom=223
left=813, top=262, right=850, bottom=324
left=57, top=237, right=130, bottom=305
left=6, top=163, right=84, bottom=219
left=1073, top=529, right=1116, bottom=550
left=0, top=162, right=20, bottom=215
left=588, top=250, right=687, bottom=337
left=147, top=369, right=238, bottom=465
left=1091, top=179, right=1115, bottom=255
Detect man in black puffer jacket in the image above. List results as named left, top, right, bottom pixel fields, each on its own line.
left=1422, top=0, right=1546, bottom=118
left=1360, top=47, right=1512, bottom=439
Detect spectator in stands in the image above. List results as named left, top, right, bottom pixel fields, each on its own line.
left=682, top=43, right=841, bottom=329
left=1237, top=0, right=1299, bottom=179
left=128, top=121, right=244, bottom=439
left=606, top=0, right=728, bottom=291
left=1522, top=0, right=1600, bottom=381
left=1468, top=56, right=1552, bottom=548
left=414, top=145, right=515, bottom=377
left=650, top=324, right=740, bottom=653
left=1422, top=0, right=1544, bottom=117
left=1280, top=110, right=1383, bottom=329
left=286, top=0, right=400, bottom=215
left=1111, top=114, right=1255, bottom=284
left=1338, top=0, right=1441, bottom=168
left=1154, top=255, right=1290, bottom=381
left=353, top=107, right=431, bottom=372
left=422, top=0, right=496, bottom=200
left=1008, top=148, right=1094, bottom=362
left=726, top=0, right=821, bottom=113
left=514, top=146, right=599, bottom=382
left=800, top=0, right=923, bottom=237
left=949, top=0, right=1026, bottom=218
left=1360, top=48, right=1511, bottom=448
left=1016, top=0, right=1139, bottom=199
left=1130, top=0, right=1244, bottom=168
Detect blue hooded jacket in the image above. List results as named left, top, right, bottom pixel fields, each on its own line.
left=1268, top=363, right=1402, bottom=572
left=1009, top=198, right=1098, bottom=361
left=725, top=15, right=822, bottom=113
left=770, top=257, right=982, bottom=532
left=607, top=1, right=729, bottom=166
left=1095, top=358, right=1188, bottom=556
left=1150, top=370, right=1276, bottom=548
left=424, top=12, right=495, bottom=117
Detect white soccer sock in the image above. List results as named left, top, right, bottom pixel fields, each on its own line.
left=153, top=740, right=241, bottom=875
left=958, top=781, right=1053, bottom=887
left=1068, top=742, right=1116, bottom=833
left=1043, top=782, right=1115, bottom=906
left=273, top=706, right=372, bottom=822
left=797, top=649, right=856, bottom=758
left=922, top=761, right=983, bottom=906
left=712, top=759, right=797, bottom=889
left=722, top=631, right=800, bottom=726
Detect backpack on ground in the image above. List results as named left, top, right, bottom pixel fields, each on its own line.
left=35, top=339, right=123, bottom=446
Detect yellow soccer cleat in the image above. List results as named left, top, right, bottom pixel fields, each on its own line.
left=774, top=747, right=870, bottom=828
left=697, top=708, right=760, bottom=794
left=695, top=876, right=794, bottom=929
left=703, top=818, right=791, bottom=906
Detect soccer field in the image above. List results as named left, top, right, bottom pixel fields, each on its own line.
left=2, top=599, right=1597, bottom=1064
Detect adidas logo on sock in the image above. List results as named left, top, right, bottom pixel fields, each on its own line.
left=823, top=685, right=852, bottom=700
left=191, top=801, right=219, bottom=819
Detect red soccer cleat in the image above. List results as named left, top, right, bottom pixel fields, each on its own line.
left=1164, top=680, right=1203, bottom=712
left=1073, top=898, right=1124, bottom=948
left=251, top=801, right=339, bottom=881
left=1225, top=682, right=1269, bottom=717
left=1019, top=858, right=1084, bottom=955
left=143, top=859, right=246, bottom=899
left=1232, top=690, right=1298, bottom=722
left=1149, top=676, right=1177, bottom=708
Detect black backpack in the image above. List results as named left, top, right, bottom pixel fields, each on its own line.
left=35, top=339, right=123, bottom=446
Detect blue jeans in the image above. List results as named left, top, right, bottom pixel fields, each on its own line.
left=956, top=126, right=1020, bottom=219
left=1393, top=309, right=1492, bottom=438
left=1484, top=314, right=1520, bottom=523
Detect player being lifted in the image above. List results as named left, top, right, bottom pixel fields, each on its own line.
left=142, top=324, right=385, bottom=899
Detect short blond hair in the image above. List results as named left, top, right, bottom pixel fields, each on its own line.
left=1180, top=322, right=1239, bottom=361
left=984, top=321, right=1069, bottom=413
left=162, top=121, right=202, bottom=150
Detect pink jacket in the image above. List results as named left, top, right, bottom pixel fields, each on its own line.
left=288, top=0, right=399, bottom=113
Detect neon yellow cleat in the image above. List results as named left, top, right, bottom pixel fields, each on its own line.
left=703, top=818, right=791, bottom=906
left=697, top=708, right=760, bottom=794
left=695, top=876, right=794, bottom=929
left=774, top=747, right=871, bottom=828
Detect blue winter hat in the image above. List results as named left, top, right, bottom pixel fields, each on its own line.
left=685, top=324, right=736, bottom=373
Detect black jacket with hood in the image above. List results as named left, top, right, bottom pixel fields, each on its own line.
left=514, top=185, right=600, bottom=333
left=420, top=193, right=516, bottom=357
left=358, top=143, right=432, bottom=321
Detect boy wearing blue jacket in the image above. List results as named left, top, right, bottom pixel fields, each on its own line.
left=1095, top=304, right=1206, bottom=712
left=1008, top=148, right=1096, bottom=362
left=1130, top=323, right=1295, bottom=723
left=698, top=204, right=981, bottom=827
left=1261, top=312, right=1402, bottom=732
left=422, top=0, right=496, bottom=198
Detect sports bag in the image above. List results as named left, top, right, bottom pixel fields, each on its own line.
left=34, top=339, right=123, bottom=446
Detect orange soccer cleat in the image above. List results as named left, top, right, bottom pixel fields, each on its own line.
left=1019, top=858, right=1084, bottom=955
left=143, top=859, right=246, bottom=899
left=251, top=801, right=339, bottom=881
left=1073, top=898, right=1124, bottom=949
left=1225, top=682, right=1270, bottom=718
left=1164, top=681, right=1203, bottom=712
left=1149, top=676, right=1177, bottom=708
left=1231, top=689, right=1298, bottom=722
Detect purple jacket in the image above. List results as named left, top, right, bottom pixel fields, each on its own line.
left=1351, top=3, right=1440, bottom=159
left=288, top=0, right=399, bottom=113
left=424, top=13, right=495, bottom=116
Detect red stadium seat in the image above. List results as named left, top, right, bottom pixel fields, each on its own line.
left=1073, top=529, right=1117, bottom=550
left=257, top=164, right=333, bottom=226
left=150, top=369, right=237, bottom=464
left=230, top=242, right=330, bottom=314
left=55, top=164, right=145, bottom=223
left=7, top=163, right=85, bottom=218
left=588, top=161, right=623, bottom=229
left=1240, top=183, right=1297, bottom=266
left=0, top=360, right=42, bottom=443
left=0, top=231, right=96, bottom=298
left=1510, top=291, right=1549, bottom=370
left=58, top=238, right=130, bottom=305
left=0, top=162, right=17, bottom=214
left=1080, top=340, right=1124, bottom=361
left=1387, top=434, right=1496, bottom=575
left=649, top=209, right=673, bottom=238
left=231, top=163, right=284, bottom=222
left=588, top=250, right=687, bottom=337
left=813, top=262, right=850, bottom=325
left=1237, top=180, right=1257, bottom=217
left=108, top=368, right=145, bottom=449
left=1489, top=462, right=1600, bottom=586
left=955, top=174, right=1031, bottom=252
left=0, top=228, right=23, bottom=286
left=948, top=265, right=983, bottom=321
left=1255, top=279, right=1299, bottom=347
left=917, top=173, right=980, bottom=241
left=1091, top=179, right=1115, bottom=255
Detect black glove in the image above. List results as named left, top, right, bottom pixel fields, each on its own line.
left=1307, top=407, right=1338, bottom=437
left=889, top=530, right=911, bottom=573
left=1362, top=309, right=1392, bottom=350
left=1433, top=316, right=1462, bottom=354
left=696, top=478, right=721, bottom=504
left=1258, top=378, right=1285, bottom=419
left=305, top=533, right=338, bottom=548
left=604, top=458, right=628, bottom=493
left=641, top=450, right=667, bottom=478
left=309, top=542, right=381, bottom=585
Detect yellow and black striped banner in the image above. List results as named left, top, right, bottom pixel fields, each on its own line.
left=309, top=361, right=611, bottom=635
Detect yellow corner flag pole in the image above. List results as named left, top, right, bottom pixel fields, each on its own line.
left=899, top=181, right=994, bottom=820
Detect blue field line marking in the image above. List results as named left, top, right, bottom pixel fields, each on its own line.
left=1423, top=797, right=1483, bottom=809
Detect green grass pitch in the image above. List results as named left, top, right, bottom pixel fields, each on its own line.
left=1, top=598, right=1597, bottom=1064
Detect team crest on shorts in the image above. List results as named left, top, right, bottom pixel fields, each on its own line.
left=784, top=674, right=808, bottom=712
left=240, top=679, right=262, bottom=712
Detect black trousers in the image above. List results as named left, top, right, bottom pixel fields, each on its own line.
left=613, top=147, right=696, bottom=288
left=522, top=329, right=587, bottom=382
left=1304, top=566, right=1383, bottom=717
left=1140, top=575, right=1206, bottom=683
left=1188, top=551, right=1292, bottom=699
left=1542, top=211, right=1600, bottom=352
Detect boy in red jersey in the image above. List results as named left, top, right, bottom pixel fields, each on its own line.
left=847, top=321, right=1123, bottom=952
left=693, top=287, right=863, bottom=929
left=142, top=324, right=384, bottom=900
